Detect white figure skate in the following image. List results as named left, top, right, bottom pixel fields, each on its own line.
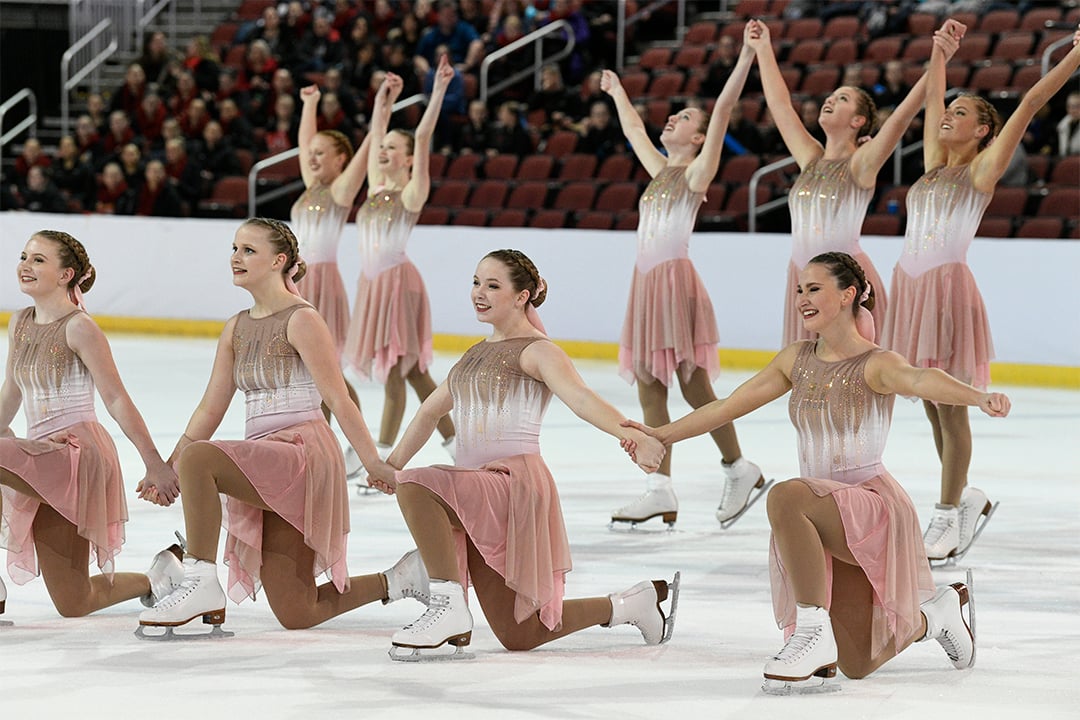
left=136, top=558, right=234, bottom=640
left=352, top=443, right=392, bottom=496
left=141, top=542, right=186, bottom=608
left=941, top=487, right=998, bottom=566
left=605, top=572, right=680, bottom=645
left=383, top=549, right=431, bottom=606
left=610, top=474, right=678, bottom=530
left=716, top=458, right=773, bottom=529
left=761, top=605, right=840, bottom=695
left=389, top=580, right=474, bottom=661
left=920, top=569, right=976, bottom=669
left=0, top=576, right=10, bottom=627
left=923, top=503, right=960, bottom=562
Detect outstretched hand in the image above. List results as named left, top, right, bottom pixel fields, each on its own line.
left=365, top=459, right=399, bottom=495
left=618, top=419, right=666, bottom=473
left=433, top=53, right=455, bottom=88
left=978, top=392, right=1010, bottom=418
left=300, top=84, right=321, bottom=103
left=599, top=69, right=621, bottom=96
left=744, top=18, right=770, bottom=50
left=933, top=19, right=966, bottom=60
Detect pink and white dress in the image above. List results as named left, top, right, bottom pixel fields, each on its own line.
left=291, top=184, right=351, bottom=355
left=342, top=188, right=433, bottom=383
left=771, top=341, right=935, bottom=657
left=0, top=308, right=125, bottom=584
left=195, top=305, right=350, bottom=603
left=618, top=166, right=720, bottom=387
left=880, top=164, right=994, bottom=389
left=396, top=337, right=573, bottom=631
left=784, top=157, right=886, bottom=345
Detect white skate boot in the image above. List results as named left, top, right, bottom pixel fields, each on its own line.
left=923, top=504, right=960, bottom=561
left=353, top=443, right=392, bottom=496
left=610, top=474, right=678, bottom=529
left=382, top=549, right=431, bottom=606
left=954, top=486, right=997, bottom=561
left=605, top=571, right=680, bottom=645
left=919, top=571, right=975, bottom=669
left=716, top=457, right=773, bottom=528
left=140, top=542, right=186, bottom=608
left=136, top=558, right=233, bottom=640
left=390, top=580, right=474, bottom=661
left=762, top=605, right=839, bottom=694
left=0, top=575, right=10, bottom=627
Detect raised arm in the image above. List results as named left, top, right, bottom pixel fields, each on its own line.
left=297, top=84, right=321, bottom=188
left=403, top=53, right=453, bottom=212
left=65, top=313, right=178, bottom=504
left=922, top=21, right=956, bottom=171
left=970, top=30, right=1080, bottom=193
left=686, top=40, right=756, bottom=192
left=0, top=312, right=25, bottom=437
left=521, top=340, right=664, bottom=472
left=866, top=350, right=1010, bottom=417
left=745, top=19, right=820, bottom=168
left=366, top=73, right=403, bottom=191
left=330, top=132, right=372, bottom=207
left=600, top=69, right=667, bottom=176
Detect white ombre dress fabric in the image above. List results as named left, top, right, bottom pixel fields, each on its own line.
left=291, top=184, right=351, bottom=354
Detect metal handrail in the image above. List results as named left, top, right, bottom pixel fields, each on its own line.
left=747, top=155, right=796, bottom=234
left=479, top=19, right=575, bottom=104
left=136, top=0, right=176, bottom=50
left=616, top=0, right=685, bottom=72
left=0, top=89, right=38, bottom=160
left=246, top=94, right=426, bottom=214
left=61, top=18, right=118, bottom=137
left=1041, top=34, right=1076, bottom=77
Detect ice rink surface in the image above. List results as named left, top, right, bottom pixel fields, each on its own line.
left=1, top=334, right=1077, bottom=719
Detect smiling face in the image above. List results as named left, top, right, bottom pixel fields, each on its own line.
left=660, top=107, right=706, bottom=150
left=18, top=235, right=73, bottom=299
left=308, top=133, right=345, bottom=182
left=378, top=130, right=414, bottom=174
left=939, top=96, right=990, bottom=147
left=230, top=224, right=286, bottom=289
left=795, top=262, right=856, bottom=332
left=471, top=257, right=527, bottom=327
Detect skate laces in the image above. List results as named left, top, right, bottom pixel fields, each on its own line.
left=924, top=511, right=956, bottom=546
left=773, top=625, right=824, bottom=664
left=402, top=592, right=450, bottom=633
left=719, top=473, right=746, bottom=512
left=153, top=575, right=201, bottom=611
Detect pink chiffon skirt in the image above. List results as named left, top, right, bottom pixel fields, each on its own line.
left=201, top=419, right=350, bottom=603
left=782, top=253, right=889, bottom=347
left=618, top=258, right=720, bottom=387
left=296, top=261, right=350, bottom=356
left=0, top=421, right=126, bottom=584
left=396, top=454, right=572, bottom=631
left=343, top=260, right=433, bottom=384
left=769, top=472, right=935, bottom=658
left=881, top=262, right=994, bottom=390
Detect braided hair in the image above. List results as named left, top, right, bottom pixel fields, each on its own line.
left=316, top=129, right=354, bottom=164
left=957, top=93, right=1002, bottom=150
left=242, top=217, right=307, bottom=282
left=35, top=229, right=96, bottom=294
left=807, top=251, right=874, bottom=316
left=484, top=249, right=547, bottom=306
left=849, top=86, right=879, bottom=139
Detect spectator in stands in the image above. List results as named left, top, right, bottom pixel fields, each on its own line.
left=722, top=100, right=763, bottom=157
left=702, top=34, right=760, bottom=98
left=13, top=138, right=51, bottom=190
left=139, top=31, right=175, bottom=87
left=343, top=11, right=376, bottom=63
left=110, top=63, right=147, bottom=119
left=218, top=98, right=255, bottom=151
left=415, top=0, right=485, bottom=75
left=95, top=162, right=128, bottom=213
left=800, top=98, right=828, bottom=145
left=163, top=137, right=204, bottom=208
left=536, top=0, right=592, bottom=85
left=135, top=91, right=167, bottom=154
left=575, top=100, right=622, bottom=160
left=118, top=143, right=145, bottom=190
left=372, top=0, right=399, bottom=40
left=631, top=100, right=663, bottom=147
left=841, top=64, right=867, bottom=94
left=872, top=60, right=910, bottom=110
left=51, top=136, right=96, bottom=211
left=118, top=159, right=184, bottom=217
left=17, top=166, right=68, bottom=214
left=156, top=117, right=185, bottom=161
left=183, top=35, right=221, bottom=94
left=264, top=94, right=300, bottom=155
left=294, top=7, right=346, bottom=75
left=252, top=5, right=296, bottom=63
left=317, top=92, right=356, bottom=140
left=102, top=111, right=136, bottom=159
left=381, top=42, right=420, bottom=98
left=529, top=63, right=580, bottom=136
left=454, top=99, right=494, bottom=154
left=323, top=67, right=362, bottom=126
left=1056, top=91, right=1080, bottom=155
left=488, top=101, right=532, bottom=156
left=421, top=46, right=467, bottom=150
left=215, top=67, right=249, bottom=108
left=168, top=70, right=200, bottom=119
left=75, top=115, right=105, bottom=168
left=344, top=40, right=381, bottom=105
left=86, top=93, right=108, bottom=134
left=197, top=120, right=242, bottom=188
left=487, top=13, right=532, bottom=101
left=240, top=39, right=279, bottom=97
left=180, top=97, right=211, bottom=142
left=577, top=70, right=613, bottom=121
left=387, top=8, right=423, bottom=58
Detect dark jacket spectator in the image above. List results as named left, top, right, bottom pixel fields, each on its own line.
left=118, top=159, right=185, bottom=216
left=51, top=136, right=96, bottom=211
left=95, top=162, right=128, bottom=214
left=454, top=100, right=494, bottom=154
left=415, top=1, right=483, bottom=72
left=293, top=9, right=346, bottom=74
left=18, top=166, right=69, bottom=213
left=488, top=102, right=532, bottom=156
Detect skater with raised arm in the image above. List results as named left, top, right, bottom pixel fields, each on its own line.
left=368, top=250, right=678, bottom=660
left=623, top=251, right=1010, bottom=691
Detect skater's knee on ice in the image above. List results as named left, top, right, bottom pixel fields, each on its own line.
left=493, top=626, right=543, bottom=652
left=274, top=608, right=319, bottom=630
left=52, top=594, right=93, bottom=618
left=838, top=656, right=881, bottom=680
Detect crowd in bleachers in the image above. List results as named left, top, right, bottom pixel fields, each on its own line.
left=1, top=0, right=1077, bottom=237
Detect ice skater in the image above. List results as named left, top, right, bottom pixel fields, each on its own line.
left=600, top=32, right=765, bottom=529
left=342, top=57, right=456, bottom=480
left=0, top=230, right=183, bottom=621
left=367, top=249, right=678, bottom=660
left=881, top=25, right=1080, bottom=563
left=138, top=218, right=429, bottom=638
left=622, top=251, right=1010, bottom=691
left=746, top=18, right=964, bottom=346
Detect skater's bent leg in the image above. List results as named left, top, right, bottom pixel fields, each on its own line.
left=33, top=505, right=149, bottom=616
left=176, top=442, right=270, bottom=561
left=935, top=404, right=971, bottom=507
left=638, top=379, right=672, bottom=477
left=767, top=480, right=856, bottom=608
left=396, top=482, right=461, bottom=582
left=678, top=368, right=741, bottom=463
left=259, top=512, right=386, bottom=629
left=923, top=400, right=945, bottom=462
left=467, top=539, right=609, bottom=651
left=379, top=363, right=408, bottom=446
left=406, top=366, right=455, bottom=441
left=829, top=560, right=902, bottom=679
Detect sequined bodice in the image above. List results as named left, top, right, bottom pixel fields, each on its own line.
left=356, top=188, right=419, bottom=278
left=634, top=167, right=705, bottom=273
left=290, top=184, right=349, bottom=264
left=10, top=308, right=97, bottom=439
left=899, top=164, right=990, bottom=277
left=231, top=305, right=323, bottom=438
left=789, top=158, right=873, bottom=268
left=788, top=341, right=893, bottom=484
left=448, top=337, right=552, bottom=468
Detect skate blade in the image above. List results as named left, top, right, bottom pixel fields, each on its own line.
left=661, top=571, right=681, bottom=644
left=608, top=515, right=677, bottom=533
left=0, top=619, right=12, bottom=627
left=135, top=623, right=234, bottom=641
left=948, top=502, right=999, bottom=565
left=719, top=478, right=775, bottom=530
left=761, top=675, right=840, bottom=695
left=388, top=643, right=474, bottom=662
left=965, top=568, right=976, bottom=668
